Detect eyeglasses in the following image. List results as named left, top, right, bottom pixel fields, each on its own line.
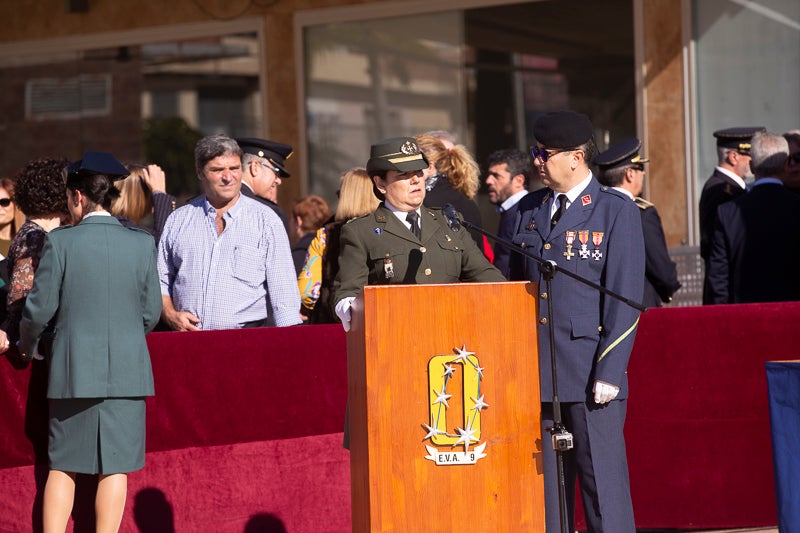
left=790, top=152, right=800, bottom=165
left=252, top=160, right=281, bottom=174
left=530, top=146, right=570, bottom=163
left=0, top=198, right=12, bottom=207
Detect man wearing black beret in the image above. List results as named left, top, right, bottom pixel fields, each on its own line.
left=595, top=138, right=680, bottom=308
left=509, top=110, right=644, bottom=533
left=698, top=126, right=765, bottom=304
left=235, top=137, right=293, bottom=234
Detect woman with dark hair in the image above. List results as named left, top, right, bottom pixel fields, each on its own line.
left=0, top=177, right=20, bottom=258
left=0, top=158, right=69, bottom=349
left=18, top=151, right=162, bottom=533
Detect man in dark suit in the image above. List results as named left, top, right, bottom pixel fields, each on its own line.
left=699, top=126, right=765, bottom=303
left=707, top=131, right=800, bottom=304
left=595, top=138, right=680, bottom=308
left=235, top=137, right=292, bottom=233
left=485, top=148, right=531, bottom=278
left=510, top=111, right=644, bottom=533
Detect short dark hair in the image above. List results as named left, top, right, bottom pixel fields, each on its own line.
left=14, top=158, right=69, bottom=217
left=486, top=149, right=532, bottom=188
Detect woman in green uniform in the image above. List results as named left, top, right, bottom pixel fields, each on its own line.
left=19, top=151, right=162, bottom=533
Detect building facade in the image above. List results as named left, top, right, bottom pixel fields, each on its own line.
left=1, top=0, right=798, bottom=248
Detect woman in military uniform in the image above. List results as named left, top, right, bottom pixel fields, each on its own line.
left=334, top=136, right=504, bottom=330
left=18, top=152, right=162, bottom=532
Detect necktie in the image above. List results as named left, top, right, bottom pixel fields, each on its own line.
left=551, top=194, right=567, bottom=227
left=406, top=211, right=421, bottom=240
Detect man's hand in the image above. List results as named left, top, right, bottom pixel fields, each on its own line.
left=335, top=297, right=355, bottom=332
left=161, top=295, right=201, bottom=331
left=593, top=380, right=620, bottom=404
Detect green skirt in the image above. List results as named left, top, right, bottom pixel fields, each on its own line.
left=48, top=397, right=146, bottom=475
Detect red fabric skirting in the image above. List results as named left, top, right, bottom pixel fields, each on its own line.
left=2, top=304, right=796, bottom=530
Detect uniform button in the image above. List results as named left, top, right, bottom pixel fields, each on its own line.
left=521, top=242, right=527, bottom=248
left=539, top=318, right=547, bottom=325
left=598, top=326, right=603, bottom=332
left=424, top=268, right=432, bottom=276
left=544, top=243, right=551, bottom=250
left=540, top=292, right=548, bottom=299
left=420, top=246, right=426, bottom=253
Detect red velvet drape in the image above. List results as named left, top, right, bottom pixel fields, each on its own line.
left=2, top=304, right=795, bottom=531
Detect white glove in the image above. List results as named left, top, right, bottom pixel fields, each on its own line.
left=335, top=297, right=355, bottom=332
left=593, top=380, right=620, bottom=404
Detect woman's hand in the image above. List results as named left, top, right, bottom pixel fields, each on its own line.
left=143, top=164, right=167, bottom=193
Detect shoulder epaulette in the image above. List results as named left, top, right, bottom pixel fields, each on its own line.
left=634, top=196, right=654, bottom=210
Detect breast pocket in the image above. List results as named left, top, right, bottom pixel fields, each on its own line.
left=435, top=238, right=462, bottom=277
left=233, top=245, right=267, bottom=288
left=369, top=248, right=406, bottom=283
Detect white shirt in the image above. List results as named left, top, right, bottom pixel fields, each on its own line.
left=383, top=200, right=421, bottom=232
left=714, top=166, right=746, bottom=190
left=498, top=189, right=529, bottom=213
left=550, top=172, right=593, bottom=218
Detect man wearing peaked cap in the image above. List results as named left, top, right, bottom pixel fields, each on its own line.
left=235, top=137, right=293, bottom=233
left=67, top=151, right=130, bottom=180
left=596, top=138, right=680, bottom=308
left=699, top=126, right=765, bottom=304
left=333, top=135, right=502, bottom=333
left=510, top=111, right=644, bottom=533
left=157, top=134, right=301, bottom=331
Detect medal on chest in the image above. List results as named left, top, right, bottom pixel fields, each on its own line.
left=563, top=230, right=576, bottom=260
left=578, top=230, right=590, bottom=259
left=592, top=232, right=604, bottom=261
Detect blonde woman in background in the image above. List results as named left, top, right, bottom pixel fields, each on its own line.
left=414, top=133, right=489, bottom=256
left=112, top=163, right=176, bottom=243
left=298, top=168, right=378, bottom=324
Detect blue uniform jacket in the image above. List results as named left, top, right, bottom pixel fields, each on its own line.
left=509, top=177, right=645, bottom=402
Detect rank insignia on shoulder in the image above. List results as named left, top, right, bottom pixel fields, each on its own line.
left=374, top=228, right=382, bottom=235
left=581, top=195, right=592, bottom=206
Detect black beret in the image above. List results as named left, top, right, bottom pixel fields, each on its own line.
left=594, top=138, right=649, bottom=170
left=366, top=136, right=429, bottom=173
left=235, top=137, right=294, bottom=177
left=67, top=151, right=129, bottom=181
left=533, top=110, right=594, bottom=149
left=713, top=127, right=766, bottom=153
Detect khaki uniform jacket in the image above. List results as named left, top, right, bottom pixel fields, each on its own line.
left=335, top=204, right=505, bottom=304
left=19, top=216, right=162, bottom=399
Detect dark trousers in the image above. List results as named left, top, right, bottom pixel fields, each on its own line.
left=540, top=400, right=635, bottom=533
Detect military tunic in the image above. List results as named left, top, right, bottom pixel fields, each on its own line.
left=335, top=203, right=504, bottom=303
left=635, top=197, right=680, bottom=308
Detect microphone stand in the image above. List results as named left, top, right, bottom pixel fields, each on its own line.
left=442, top=205, right=645, bottom=533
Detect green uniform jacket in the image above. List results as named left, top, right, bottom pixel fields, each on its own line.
left=335, top=204, right=505, bottom=303
left=19, top=216, right=162, bottom=399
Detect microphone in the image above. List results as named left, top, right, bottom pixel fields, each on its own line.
left=441, top=204, right=462, bottom=231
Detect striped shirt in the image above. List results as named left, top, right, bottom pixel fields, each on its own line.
left=158, top=194, right=301, bottom=330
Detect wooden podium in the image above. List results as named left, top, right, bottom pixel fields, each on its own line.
left=347, top=282, right=544, bottom=532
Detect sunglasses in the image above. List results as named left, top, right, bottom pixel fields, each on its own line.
left=530, top=146, right=570, bottom=163
left=0, top=198, right=12, bottom=207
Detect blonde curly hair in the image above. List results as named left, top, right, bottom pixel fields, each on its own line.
left=414, top=134, right=480, bottom=199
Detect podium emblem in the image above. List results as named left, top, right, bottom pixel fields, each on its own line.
left=423, top=345, right=488, bottom=465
